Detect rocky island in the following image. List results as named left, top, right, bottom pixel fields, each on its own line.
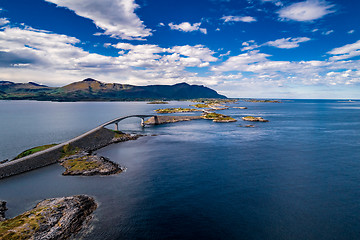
left=60, top=152, right=125, bottom=176
left=147, top=101, right=169, bottom=104
left=202, top=112, right=237, bottom=122
left=242, top=116, right=269, bottom=122
left=0, top=195, right=96, bottom=240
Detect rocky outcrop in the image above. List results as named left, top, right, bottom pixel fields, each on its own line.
left=0, top=195, right=97, bottom=240
left=202, top=112, right=237, bottom=123
left=111, top=132, right=141, bottom=144
left=208, top=104, right=229, bottom=110
left=242, top=116, right=269, bottom=122
left=0, top=201, right=6, bottom=221
left=59, top=152, right=125, bottom=176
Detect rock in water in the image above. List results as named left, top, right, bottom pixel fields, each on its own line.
left=0, top=195, right=97, bottom=239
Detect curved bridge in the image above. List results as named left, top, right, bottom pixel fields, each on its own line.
left=0, top=114, right=158, bottom=179
left=102, top=115, right=157, bottom=130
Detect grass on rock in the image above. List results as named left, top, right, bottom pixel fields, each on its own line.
left=13, top=144, right=58, bottom=160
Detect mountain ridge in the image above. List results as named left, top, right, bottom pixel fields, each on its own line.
left=0, top=78, right=226, bottom=101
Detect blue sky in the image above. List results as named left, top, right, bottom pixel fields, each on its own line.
left=0, top=0, right=360, bottom=98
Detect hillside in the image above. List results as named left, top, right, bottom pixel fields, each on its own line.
left=0, top=78, right=226, bottom=101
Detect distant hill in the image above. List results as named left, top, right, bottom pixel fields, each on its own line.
left=0, top=78, right=226, bottom=101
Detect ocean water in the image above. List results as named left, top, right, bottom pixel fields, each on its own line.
left=0, top=99, right=360, bottom=240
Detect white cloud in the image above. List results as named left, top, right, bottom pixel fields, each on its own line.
left=328, top=40, right=360, bottom=55
left=328, top=40, right=360, bottom=60
left=261, top=0, right=283, bottom=6
left=158, top=22, right=165, bottom=27
left=44, top=0, right=152, bottom=40
left=0, top=18, right=9, bottom=26
left=312, top=28, right=319, bottom=32
left=168, top=22, right=207, bottom=34
left=278, top=0, right=335, bottom=22
left=200, top=28, right=207, bottom=34
left=348, top=30, right=355, bottom=34
left=212, top=51, right=270, bottom=72
left=210, top=47, right=360, bottom=91
left=241, top=40, right=260, bottom=51
left=265, top=37, right=311, bottom=49
left=322, top=30, right=334, bottom=35
left=221, top=16, right=257, bottom=23
left=167, top=45, right=217, bottom=62
left=219, top=50, right=231, bottom=57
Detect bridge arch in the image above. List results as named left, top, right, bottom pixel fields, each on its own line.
left=102, top=115, right=157, bottom=131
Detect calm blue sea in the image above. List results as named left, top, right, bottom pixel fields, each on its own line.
left=0, top=99, right=360, bottom=240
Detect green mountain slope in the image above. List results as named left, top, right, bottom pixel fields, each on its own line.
left=0, top=78, right=226, bottom=101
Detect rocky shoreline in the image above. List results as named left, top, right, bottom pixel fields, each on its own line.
left=0, top=195, right=97, bottom=239
left=0, top=201, right=6, bottom=222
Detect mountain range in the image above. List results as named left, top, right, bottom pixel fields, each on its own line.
left=0, top=78, right=226, bottom=101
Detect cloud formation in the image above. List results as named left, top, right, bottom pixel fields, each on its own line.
left=278, top=0, right=335, bottom=21
left=0, top=18, right=9, bottom=26
left=211, top=49, right=360, bottom=88
left=328, top=40, right=360, bottom=60
left=168, top=22, right=207, bottom=34
left=261, top=0, right=283, bottom=6
left=45, top=0, right=152, bottom=40
left=265, top=37, right=311, bottom=49
left=221, top=16, right=257, bottom=23
left=0, top=24, right=219, bottom=86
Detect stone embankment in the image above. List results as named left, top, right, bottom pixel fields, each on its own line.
left=0, top=127, right=135, bottom=179
left=145, top=115, right=202, bottom=125
left=0, top=195, right=96, bottom=239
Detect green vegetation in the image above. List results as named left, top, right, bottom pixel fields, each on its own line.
left=190, top=103, right=209, bottom=108
left=202, top=112, right=236, bottom=122
left=242, top=116, right=269, bottom=122
left=147, top=101, right=169, bottom=104
left=155, top=108, right=201, bottom=113
left=61, top=144, right=80, bottom=158
left=0, top=206, right=50, bottom=239
left=61, top=157, right=100, bottom=173
left=111, top=130, right=128, bottom=139
left=243, top=116, right=257, bottom=120
left=13, top=144, right=58, bottom=160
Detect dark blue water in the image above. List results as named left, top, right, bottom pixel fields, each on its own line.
left=0, top=100, right=360, bottom=239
